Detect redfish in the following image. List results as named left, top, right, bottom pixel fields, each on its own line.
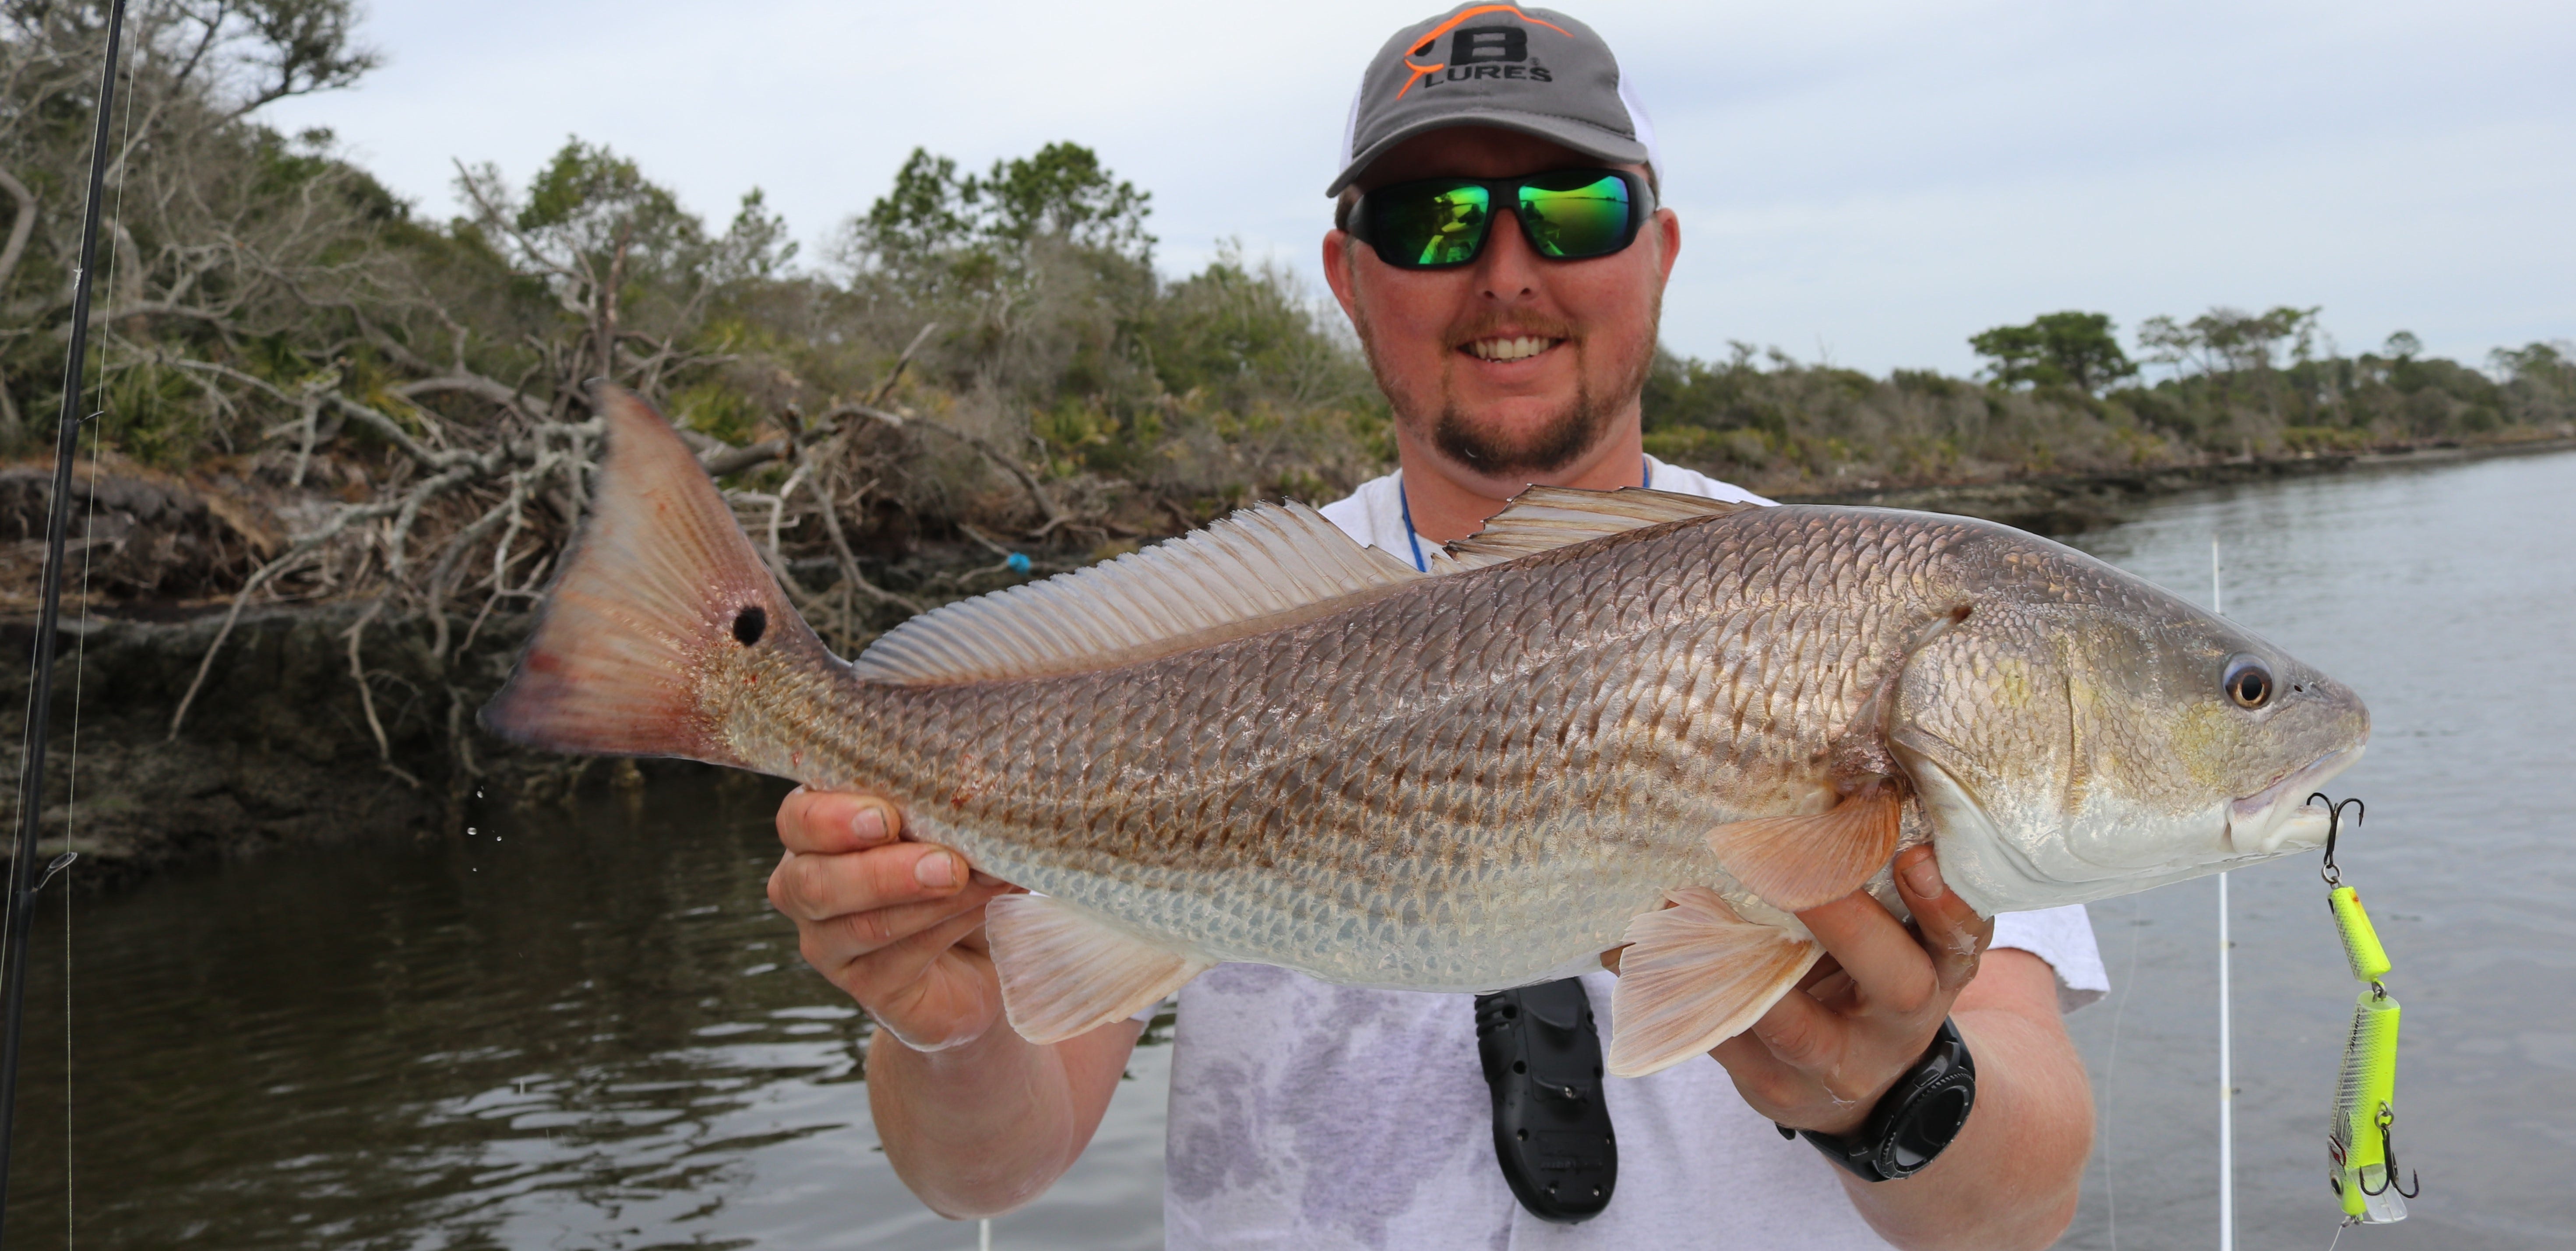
left=485, top=388, right=2368, bottom=1076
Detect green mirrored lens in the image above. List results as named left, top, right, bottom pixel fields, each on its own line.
left=1377, top=183, right=1491, bottom=267
left=1517, top=175, right=1632, bottom=258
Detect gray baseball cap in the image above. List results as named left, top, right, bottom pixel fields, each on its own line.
left=1328, top=4, right=1661, bottom=197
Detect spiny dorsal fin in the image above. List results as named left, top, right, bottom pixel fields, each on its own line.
left=1433, top=485, right=1758, bottom=572
left=849, top=500, right=1424, bottom=684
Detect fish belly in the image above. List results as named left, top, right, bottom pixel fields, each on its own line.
left=931, top=813, right=1729, bottom=992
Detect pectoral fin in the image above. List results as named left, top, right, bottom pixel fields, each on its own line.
left=985, top=895, right=1214, bottom=1044
left=1606, top=887, right=1820, bottom=1078
left=1703, top=789, right=1903, bottom=913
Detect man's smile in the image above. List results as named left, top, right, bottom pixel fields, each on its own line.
left=1462, top=334, right=1566, bottom=363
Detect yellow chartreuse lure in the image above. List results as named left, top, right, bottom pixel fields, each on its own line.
left=2317, top=797, right=2418, bottom=1224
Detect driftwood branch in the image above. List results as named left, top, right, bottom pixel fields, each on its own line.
left=0, top=164, right=36, bottom=297
left=701, top=437, right=788, bottom=478
left=824, top=401, right=1070, bottom=535
left=866, top=321, right=939, bottom=405
left=343, top=597, right=422, bottom=789
left=812, top=473, right=920, bottom=614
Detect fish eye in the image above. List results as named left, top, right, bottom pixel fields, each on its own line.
left=2222, top=653, right=2272, bottom=709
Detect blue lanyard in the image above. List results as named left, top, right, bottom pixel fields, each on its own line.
left=1398, top=456, right=1649, bottom=574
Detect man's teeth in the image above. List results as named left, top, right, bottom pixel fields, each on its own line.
left=1467, top=336, right=1555, bottom=362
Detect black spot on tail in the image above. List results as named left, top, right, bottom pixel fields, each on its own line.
left=733, top=605, right=767, bottom=646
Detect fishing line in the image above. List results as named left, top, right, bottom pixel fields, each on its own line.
left=56, top=21, right=141, bottom=1247
left=2099, top=892, right=2146, bottom=1251
left=57, top=422, right=98, bottom=1251
left=50, top=21, right=139, bottom=1244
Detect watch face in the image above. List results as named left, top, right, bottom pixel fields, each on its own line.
left=1887, top=1078, right=1975, bottom=1173
left=1869, top=1019, right=1977, bottom=1180
left=1794, top=1019, right=1978, bottom=1182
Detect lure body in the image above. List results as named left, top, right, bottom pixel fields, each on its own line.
left=2326, top=885, right=2410, bottom=1223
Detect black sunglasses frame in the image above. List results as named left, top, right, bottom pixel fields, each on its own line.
left=1347, top=169, right=1656, bottom=271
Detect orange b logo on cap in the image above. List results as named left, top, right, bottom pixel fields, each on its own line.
left=1397, top=5, right=1572, bottom=99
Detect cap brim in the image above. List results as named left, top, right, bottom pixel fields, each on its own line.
left=1325, top=109, right=1652, bottom=197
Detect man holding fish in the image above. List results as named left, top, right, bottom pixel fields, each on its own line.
left=761, top=7, right=2118, bottom=1247
left=478, top=0, right=2371, bottom=1246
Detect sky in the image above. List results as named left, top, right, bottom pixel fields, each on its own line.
left=261, top=0, right=2576, bottom=378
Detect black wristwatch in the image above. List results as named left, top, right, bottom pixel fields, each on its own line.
left=1776, top=1018, right=1976, bottom=1182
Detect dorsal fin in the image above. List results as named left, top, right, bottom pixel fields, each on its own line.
left=1432, top=485, right=1758, bottom=572
left=850, top=500, right=1425, bottom=684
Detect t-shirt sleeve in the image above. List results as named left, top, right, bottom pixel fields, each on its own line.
left=1990, top=904, right=2110, bottom=1012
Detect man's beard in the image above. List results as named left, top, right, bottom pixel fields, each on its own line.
left=1428, top=368, right=1614, bottom=478
left=1352, top=305, right=1659, bottom=481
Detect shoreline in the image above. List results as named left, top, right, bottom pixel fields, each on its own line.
left=6, top=433, right=2568, bottom=887
left=1771, top=433, right=2576, bottom=533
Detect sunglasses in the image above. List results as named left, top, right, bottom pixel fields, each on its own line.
left=1349, top=169, right=1653, bottom=270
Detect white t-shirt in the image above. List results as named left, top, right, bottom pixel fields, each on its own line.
left=1158, top=458, right=2110, bottom=1250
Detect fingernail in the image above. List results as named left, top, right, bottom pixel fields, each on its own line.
left=915, top=851, right=957, bottom=888
left=971, top=870, right=1004, bottom=887
left=1902, top=853, right=1945, bottom=900
left=851, top=806, right=889, bottom=845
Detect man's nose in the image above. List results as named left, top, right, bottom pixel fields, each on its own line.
left=1472, top=206, right=1542, bottom=302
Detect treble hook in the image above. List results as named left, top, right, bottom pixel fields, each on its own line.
left=2308, top=793, right=2364, bottom=887
left=2356, top=1102, right=2421, bottom=1198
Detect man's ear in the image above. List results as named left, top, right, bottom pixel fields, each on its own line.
left=1321, top=230, right=1366, bottom=328
left=1650, top=207, right=1681, bottom=285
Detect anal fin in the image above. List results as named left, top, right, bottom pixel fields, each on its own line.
left=1705, top=789, right=1903, bottom=913
left=986, top=895, right=1214, bottom=1044
left=1607, top=888, right=1820, bottom=1078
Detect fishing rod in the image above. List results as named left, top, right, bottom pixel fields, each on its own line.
left=0, top=0, right=130, bottom=1234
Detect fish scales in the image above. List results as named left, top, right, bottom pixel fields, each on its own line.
left=726, top=508, right=1974, bottom=990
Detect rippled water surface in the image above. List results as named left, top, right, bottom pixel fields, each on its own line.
left=2056, top=448, right=2576, bottom=1251
left=4, top=449, right=2570, bottom=1248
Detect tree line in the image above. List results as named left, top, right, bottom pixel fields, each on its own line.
left=1641, top=309, right=2573, bottom=490
left=4, top=0, right=2568, bottom=649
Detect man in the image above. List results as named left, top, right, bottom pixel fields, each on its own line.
left=766, top=6, right=2105, bottom=1247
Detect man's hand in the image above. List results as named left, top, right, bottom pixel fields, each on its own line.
left=765, top=786, right=1016, bottom=1051
left=1716, top=844, right=1995, bottom=1135
left=771, top=789, right=1136, bottom=1219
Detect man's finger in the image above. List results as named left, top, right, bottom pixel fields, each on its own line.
left=801, top=884, right=1009, bottom=966
left=1711, top=1029, right=1810, bottom=1109
left=1894, top=846, right=1994, bottom=993
left=1745, top=982, right=1847, bottom=1079
left=768, top=841, right=969, bottom=922
left=777, top=786, right=904, bottom=855
left=834, top=904, right=997, bottom=1004
left=1794, top=888, right=1938, bottom=1020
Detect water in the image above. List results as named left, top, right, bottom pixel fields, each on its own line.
left=1, top=782, right=1172, bottom=1250
left=3, top=449, right=2571, bottom=1248
left=2056, top=448, right=2576, bottom=1251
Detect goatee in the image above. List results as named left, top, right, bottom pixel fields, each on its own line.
left=1350, top=302, right=1660, bottom=481
left=1428, top=377, right=1614, bottom=477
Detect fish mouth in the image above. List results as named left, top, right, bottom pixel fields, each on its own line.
left=2225, top=743, right=2368, bottom=856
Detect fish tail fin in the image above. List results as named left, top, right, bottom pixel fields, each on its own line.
left=480, top=384, right=825, bottom=768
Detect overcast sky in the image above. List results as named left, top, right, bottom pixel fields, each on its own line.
left=263, top=0, right=2575, bottom=377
